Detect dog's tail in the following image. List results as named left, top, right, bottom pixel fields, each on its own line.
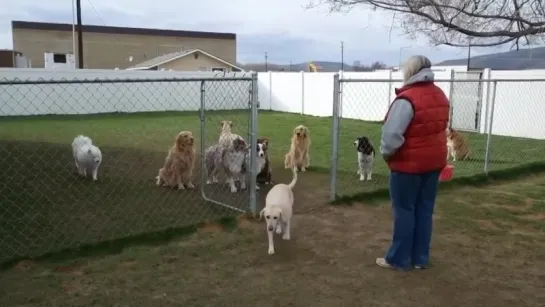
left=288, top=167, right=298, bottom=189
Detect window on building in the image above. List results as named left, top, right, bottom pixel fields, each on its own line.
left=53, top=53, right=67, bottom=64
left=198, top=67, right=208, bottom=72
left=194, top=53, right=199, bottom=59
left=212, top=68, right=225, bottom=72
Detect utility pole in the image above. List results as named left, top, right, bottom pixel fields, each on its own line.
left=341, top=41, right=344, bottom=71
left=76, top=0, right=84, bottom=69
left=265, top=52, right=268, bottom=71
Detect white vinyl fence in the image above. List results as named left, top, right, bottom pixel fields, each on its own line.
left=1, top=68, right=544, bottom=140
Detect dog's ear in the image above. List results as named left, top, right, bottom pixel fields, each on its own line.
left=220, top=120, right=224, bottom=126
left=87, top=148, right=92, bottom=154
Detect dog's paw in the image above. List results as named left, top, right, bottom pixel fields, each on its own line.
left=282, top=234, right=290, bottom=240
left=186, top=183, right=195, bottom=189
left=359, top=176, right=365, bottom=181
left=255, top=185, right=260, bottom=190
left=230, top=187, right=238, bottom=193
left=275, top=227, right=282, bottom=235
left=206, top=180, right=212, bottom=185
left=178, top=184, right=185, bottom=190
left=367, top=177, right=372, bottom=181
left=301, top=167, right=306, bottom=172
left=268, top=248, right=275, bottom=255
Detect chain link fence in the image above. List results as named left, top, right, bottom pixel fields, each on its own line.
left=330, top=76, right=545, bottom=200
left=0, top=73, right=259, bottom=264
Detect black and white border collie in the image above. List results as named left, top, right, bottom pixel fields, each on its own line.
left=353, top=136, right=375, bottom=181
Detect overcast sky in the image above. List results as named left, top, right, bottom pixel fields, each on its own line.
left=2, top=0, right=509, bottom=65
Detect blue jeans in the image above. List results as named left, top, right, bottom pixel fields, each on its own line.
left=385, top=170, right=440, bottom=269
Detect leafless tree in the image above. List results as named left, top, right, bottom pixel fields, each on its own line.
left=370, top=61, right=387, bottom=69
left=307, top=0, right=545, bottom=49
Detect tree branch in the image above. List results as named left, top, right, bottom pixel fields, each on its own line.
left=308, top=0, right=545, bottom=48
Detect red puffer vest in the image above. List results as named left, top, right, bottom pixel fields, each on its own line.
left=384, top=82, right=450, bottom=173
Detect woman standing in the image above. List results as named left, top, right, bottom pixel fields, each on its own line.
left=377, top=55, right=450, bottom=270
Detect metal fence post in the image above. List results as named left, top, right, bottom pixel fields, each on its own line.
left=483, top=81, right=498, bottom=175
left=249, top=72, right=259, bottom=215
left=448, top=69, right=455, bottom=128
left=199, top=80, right=207, bottom=194
left=387, top=69, right=393, bottom=108
left=329, top=73, right=341, bottom=201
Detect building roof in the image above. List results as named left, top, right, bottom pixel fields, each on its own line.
left=126, top=49, right=244, bottom=71
left=11, top=20, right=236, bottom=40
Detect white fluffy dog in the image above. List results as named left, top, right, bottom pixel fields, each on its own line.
left=260, top=167, right=298, bottom=255
left=71, top=135, right=102, bottom=181
left=218, top=120, right=244, bottom=148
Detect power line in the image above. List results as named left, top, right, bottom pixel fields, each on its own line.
left=87, top=0, right=106, bottom=25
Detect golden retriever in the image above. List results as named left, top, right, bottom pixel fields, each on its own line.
left=218, top=120, right=244, bottom=148
left=446, top=128, right=472, bottom=161
left=260, top=167, right=298, bottom=255
left=284, top=125, right=311, bottom=171
left=156, top=131, right=196, bottom=189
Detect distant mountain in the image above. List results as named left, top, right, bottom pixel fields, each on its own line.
left=437, top=47, right=545, bottom=70
left=238, top=61, right=355, bottom=72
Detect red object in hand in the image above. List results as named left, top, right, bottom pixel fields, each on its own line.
left=439, top=165, right=454, bottom=182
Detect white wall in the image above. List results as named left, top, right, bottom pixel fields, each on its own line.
left=487, top=70, right=545, bottom=140
left=1, top=68, right=544, bottom=140
left=0, top=69, right=253, bottom=115
left=260, top=69, right=452, bottom=122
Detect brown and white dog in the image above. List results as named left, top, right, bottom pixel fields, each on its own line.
left=446, top=128, right=472, bottom=161
left=284, top=125, right=311, bottom=171
left=218, top=120, right=244, bottom=148
left=256, top=137, right=273, bottom=185
left=156, top=131, right=196, bottom=189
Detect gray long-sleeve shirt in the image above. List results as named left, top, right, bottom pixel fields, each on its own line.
left=380, top=68, right=447, bottom=159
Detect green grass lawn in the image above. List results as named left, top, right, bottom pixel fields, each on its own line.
left=0, top=110, right=543, bottom=264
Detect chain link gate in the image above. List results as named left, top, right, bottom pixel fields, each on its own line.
left=0, top=72, right=259, bottom=265
left=198, top=73, right=259, bottom=215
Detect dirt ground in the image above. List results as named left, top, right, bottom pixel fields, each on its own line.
left=1, top=174, right=545, bottom=307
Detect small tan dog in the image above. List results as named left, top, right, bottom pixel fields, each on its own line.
left=218, top=120, right=244, bottom=148
left=447, top=128, right=472, bottom=161
left=284, top=125, right=311, bottom=171
left=260, top=167, right=298, bottom=255
left=156, top=131, right=196, bottom=189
